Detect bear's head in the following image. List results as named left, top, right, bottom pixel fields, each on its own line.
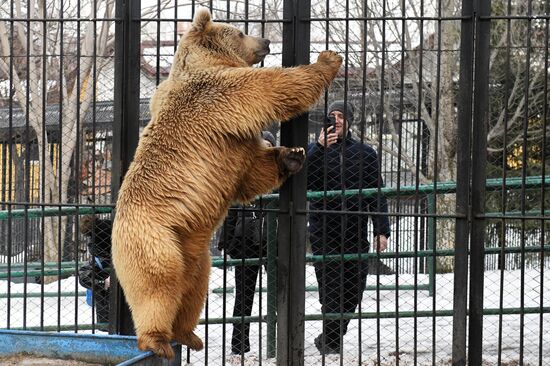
left=183, top=8, right=271, bottom=67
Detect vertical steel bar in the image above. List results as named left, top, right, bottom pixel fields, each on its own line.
left=339, top=1, right=351, bottom=364
left=39, top=0, right=47, bottom=331
left=427, top=195, right=435, bottom=297
left=431, top=0, right=445, bottom=360
left=173, top=0, right=178, bottom=57
left=538, top=3, right=549, bottom=364
left=358, top=2, right=370, bottom=364
left=221, top=5, right=230, bottom=363
left=23, top=0, right=31, bottom=331
left=497, top=0, right=513, bottom=361
left=358, top=1, right=370, bottom=364
left=57, top=0, right=65, bottom=332
left=259, top=2, right=267, bottom=360
left=156, top=0, right=161, bottom=87
left=320, top=2, right=330, bottom=365
left=267, top=208, right=277, bottom=358
left=204, top=296, right=209, bottom=366
left=375, top=0, right=387, bottom=363
left=518, top=1, right=534, bottom=364
left=221, top=218, right=229, bottom=366
left=393, top=1, right=408, bottom=361
left=110, top=0, right=142, bottom=336
left=452, top=0, right=475, bottom=362
left=90, top=0, right=99, bottom=332
left=413, top=3, right=425, bottom=363
left=6, top=0, right=15, bottom=330
left=74, top=0, right=83, bottom=331
left=240, top=3, right=251, bottom=360
left=277, top=1, right=310, bottom=365
left=467, top=0, right=491, bottom=361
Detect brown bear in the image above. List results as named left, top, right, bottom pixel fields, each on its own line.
left=111, top=8, right=342, bottom=359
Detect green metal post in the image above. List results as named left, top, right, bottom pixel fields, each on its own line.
left=427, top=195, right=436, bottom=296
left=266, top=206, right=277, bottom=358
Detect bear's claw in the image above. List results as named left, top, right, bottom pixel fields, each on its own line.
left=279, top=147, right=306, bottom=175
left=138, top=332, right=175, bottom=360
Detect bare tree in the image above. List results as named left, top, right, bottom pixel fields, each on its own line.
left=309, top=0, right=548, bottom=271
left=0, top=1, right=115, bottom=276
left=1, top=0, right=544, bottom=274
left=0, top=0, right=171, bottom=279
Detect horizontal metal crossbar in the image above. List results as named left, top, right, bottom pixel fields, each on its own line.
left=8, top=306, right=548, bottom=332
left=208, top=245, right=549, bottom=268
left=0, top=175, right=546, bottom=220
left=0, top=206, right=112, bottom=220
left=2, top=243, right=547, bottom=277
left=265, top=175, right=550, bottom=201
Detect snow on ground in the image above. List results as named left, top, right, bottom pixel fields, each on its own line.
left=1, top=266, right=548, bottom=365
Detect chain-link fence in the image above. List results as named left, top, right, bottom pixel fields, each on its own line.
left=0, top=0, right=548, bottom=365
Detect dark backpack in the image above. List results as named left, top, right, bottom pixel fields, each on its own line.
left=219, top=205, right=267, bottom=259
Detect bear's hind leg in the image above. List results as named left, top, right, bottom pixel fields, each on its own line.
left=115, top=230, right=186, bottom=359
left=171, top=231, right=211, bottom=351
left=172, top=274, right=208, bottom=351
left=137, top=328, right=175, bottom=360
left=130, top=277, right=184, bottom=359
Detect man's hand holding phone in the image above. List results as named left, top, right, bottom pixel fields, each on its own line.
left=318, top=117, right=339, bottom=148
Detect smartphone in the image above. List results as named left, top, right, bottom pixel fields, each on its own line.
left=326, top=115, right=336, bottom=133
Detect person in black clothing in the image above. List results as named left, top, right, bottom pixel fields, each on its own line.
left=307, top=100, right=391, bottom=355
left=78, top=216, right=112, bottom=328
left=218, top=131, right=276, bottom=355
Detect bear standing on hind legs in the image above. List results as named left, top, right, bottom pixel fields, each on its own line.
left=111, top=7, right=342, bottom=359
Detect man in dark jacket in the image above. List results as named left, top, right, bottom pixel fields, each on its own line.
left=218, top=131, right=276, bottom=355
left=307, top=100, right=391, bottom=354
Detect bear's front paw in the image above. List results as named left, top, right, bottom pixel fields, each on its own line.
left=279, top=147, right=306, bottom=175
left=317, top=50, right=343, bottom=70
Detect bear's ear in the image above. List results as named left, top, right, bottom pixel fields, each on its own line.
left=191, top=8, right=212, bottom=33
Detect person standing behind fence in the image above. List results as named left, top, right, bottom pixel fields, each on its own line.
left=78, top=216, right=112, bottom=331
left=217, top=131, right=276, bottom=356
left=306, top=100, right=391, bottom=355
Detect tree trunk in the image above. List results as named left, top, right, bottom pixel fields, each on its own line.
left=430, top=0, right=460, bottom=273
left=435, top=194, right=457, bottom=272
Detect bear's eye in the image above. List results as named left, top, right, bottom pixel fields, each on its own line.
left=238, top=31, right=244, bottom=38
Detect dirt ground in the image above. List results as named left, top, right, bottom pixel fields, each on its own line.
left=0, top=355, right=104, bottom=366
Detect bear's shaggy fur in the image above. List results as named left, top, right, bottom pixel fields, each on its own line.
left=111, top=8, right=342, bottom=359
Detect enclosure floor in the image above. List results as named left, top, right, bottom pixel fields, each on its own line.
left=0, top=355, right=102, bottom=366
left=1, top=267, right=547, bottom=366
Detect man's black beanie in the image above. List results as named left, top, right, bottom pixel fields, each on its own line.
left=328, top=100, right=355, bottom=122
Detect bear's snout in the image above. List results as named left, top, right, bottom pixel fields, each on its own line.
left=256, top=38, right=271, bottom=57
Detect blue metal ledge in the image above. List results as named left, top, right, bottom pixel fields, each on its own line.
left=0, top=330, right=181, bottom=365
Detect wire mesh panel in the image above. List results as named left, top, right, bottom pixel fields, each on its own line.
left=304, top=0, right=549, bottom=364
left=304, top=0, right=465, bottom=364
left=481, top=0, right=550, bottom=362
left=0, top=0, right=548, bottom=365
left=122, top=1, right=288, bottom=365
left=0, top=0, right=117, bottom=334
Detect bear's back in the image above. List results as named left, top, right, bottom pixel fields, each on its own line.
left=116, top=121, right=260, bottom=230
